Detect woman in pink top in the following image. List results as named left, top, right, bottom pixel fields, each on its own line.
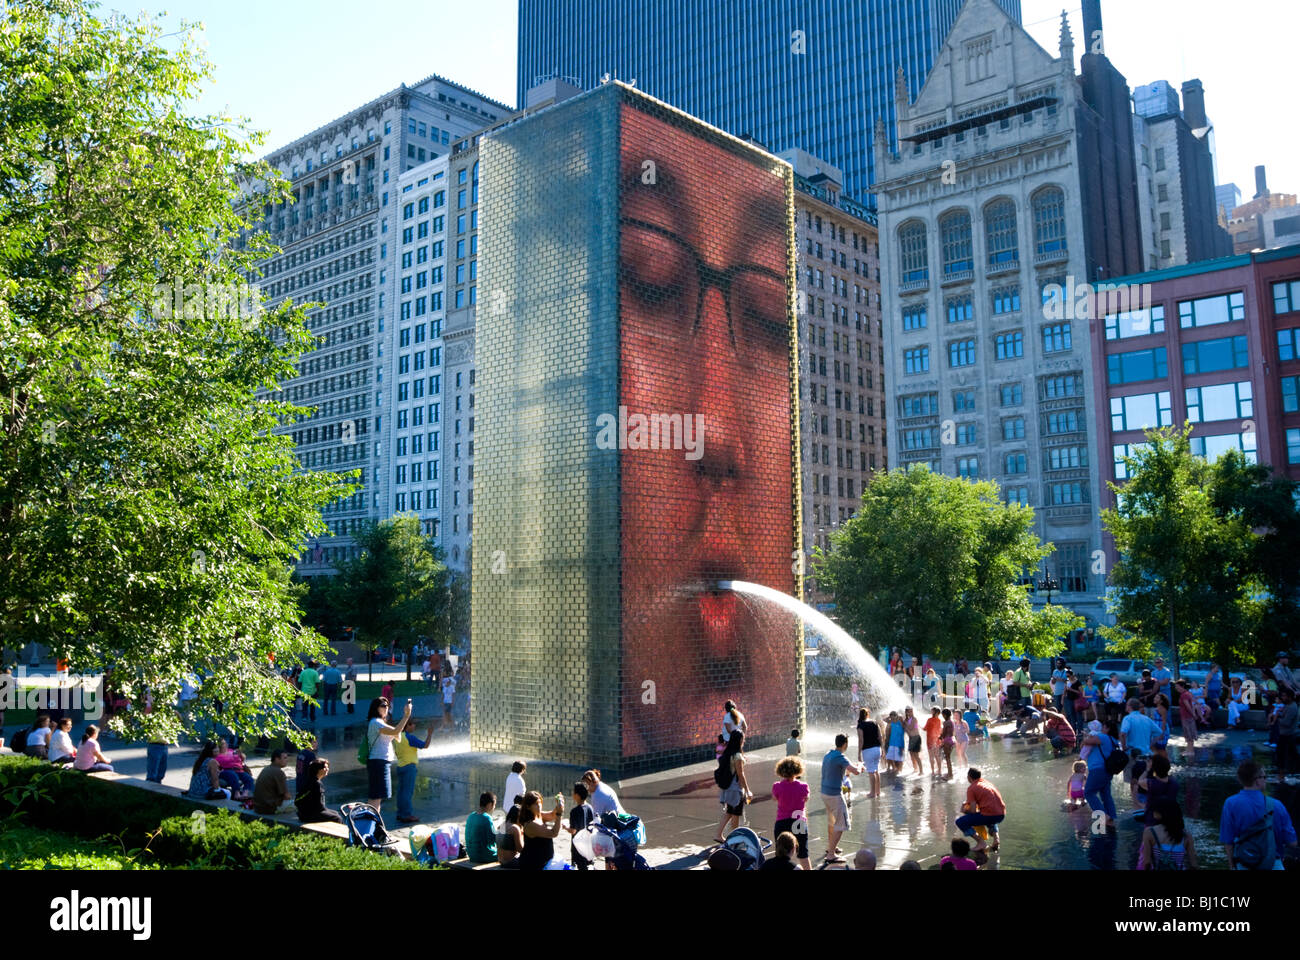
left=73, top=725, right=114, bottom=773
left=771, top=756, right=811, bottom=870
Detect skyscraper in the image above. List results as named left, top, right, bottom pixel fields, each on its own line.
left=516, top=0, right=1022, bottom=198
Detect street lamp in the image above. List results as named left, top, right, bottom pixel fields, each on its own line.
left=1038, top=570, right=1059, bottom=605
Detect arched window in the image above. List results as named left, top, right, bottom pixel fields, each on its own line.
left=1033, top=187, right=1067, bottom=256
left=940, top=210, right=973, bottom=276
left=899, top=220, right=929, bottom=285
left=984, top=198, right=1019, bottom=266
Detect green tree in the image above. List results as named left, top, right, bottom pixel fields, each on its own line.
left=814, top=466, right=1082, bottom=663
left=1209, top=451, right=1300, bottom=661
left=331, top=515, right=455, bottom=681
left=1101, top=426, right=1258, bottom=676
left=0, top=0, right=353, bottom=742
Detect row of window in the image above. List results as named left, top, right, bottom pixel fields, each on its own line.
left=897, top=188, right=1067, bottom=285
left=902, top=324, right=1072, bottom=373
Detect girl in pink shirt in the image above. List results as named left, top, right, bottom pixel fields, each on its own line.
left=73, top=725, right=114, bottom=773
left=771, top=756, right=811, bottom=870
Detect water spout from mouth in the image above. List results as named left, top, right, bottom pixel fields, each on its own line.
left=717, top=580, right=910, bottom=716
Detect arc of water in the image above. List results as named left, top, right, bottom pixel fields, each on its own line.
left=719, top=580, right=910, bottom=715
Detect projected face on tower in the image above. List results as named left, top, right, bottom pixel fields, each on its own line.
left=617, top=103, right=798, bottom=759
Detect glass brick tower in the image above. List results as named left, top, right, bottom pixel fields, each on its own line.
left=474, top=82, right=803, bottom=774
left=516, top=0, right=1022, bottom=199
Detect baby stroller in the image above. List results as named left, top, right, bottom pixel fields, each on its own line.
left=576, top=811, right=652, bottom=870
left=340, top=802, right=403, bottom=856
left=706, top=826, right=770, bottom=871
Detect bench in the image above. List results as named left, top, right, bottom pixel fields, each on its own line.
left=445, top=856, right=500, bottom=870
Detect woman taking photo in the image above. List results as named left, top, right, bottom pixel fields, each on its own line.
left=365, top=696, right=413, bottom=812
left=516, top=791, right=564, bottom=870
left=714, top=730, right=752, bottom=843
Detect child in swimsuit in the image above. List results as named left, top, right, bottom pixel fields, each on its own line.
left=1067, top=760, right=1087, bottom=808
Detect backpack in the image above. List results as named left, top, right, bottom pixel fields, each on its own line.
left=1100, top=735, right=1128, bottom=777
left=357, top=724, right=377, bottom=765
left=713, top=754, right=734, bottom=789
left=1232, top=799, right=1277, bottom=870
left=10, top=727, right=28, bottom=754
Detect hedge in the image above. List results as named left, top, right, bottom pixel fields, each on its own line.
left=0, top=755, right=419, bottom=870
left=0, top=822, right=157, bottom=870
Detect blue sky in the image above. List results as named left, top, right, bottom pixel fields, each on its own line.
left=121, top=0, right=1297, bottom=200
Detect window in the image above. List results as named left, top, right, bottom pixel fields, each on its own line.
left=948, top=339, right=976, bottom=367
left=403, top=202, right=414, bottom=221
left=1005, top=487, right=1029, bottom=506
left=1105, top=305, right=1166, bottom=340
left=1178, top=292, right=1244, bottom=328
left=1042, top=323, right=1072, bottom=353
left=1289, top=428, right=1300, bottom=464
left=1044, top=410, right=1082, bottom=435
left=995, top=331, right=1024, bottom=359
left=1046, top=445, right=1088, bottom=470
left=1056, top=542, right=1089, bottom=592
left=1047, top=482, right=1088, bottom=505
left=1000, top=383, right=1023, bottom=406
left=902, top=305, right=927, bottom=330
left=1110, top=391, right=1173, bottom=431
left=904, top=347, right=930, bottom=374
left=903, top=427, right=939, bottom=450
left=1184, top=335, right=1249, bottom=374
left=992, top=286, right=1020, bottom=314
left=1191, top=432, right=1258, bottom=464
left=957, top=457, right=980, bottom=479
left=899, top=221, right=929, bottom=284
left=984, top=199, right=1019, bottom=267
left=1282, top=376, right=1299, bottom=413
left=946, top=294, right=973, bottom=324
left=1154, top=148, right=1166, bottom=171
left=1160, top=212, right=1172, bottom=232
left=1185, top=381, right=1252, bottom=423
left=899, top=393, right=939, bottom=417
left=1002, top=418, right=1025, bottom=440
left=956, top=424, right=977, bottom=445
left=953, top=390, right=975, bottom=413
left=1113, top=442, right=1151, bottom=479
left=1032, top=187, right=1067, bottom=256
left=1279, top=328, right=1300, bottom=362
left=940, top=210, right=973, bottom=275
left=1005, top=452, right=1027, bottom=474
left=1272, top=279, right=1300, bottom=314
left=1107, top=347, right=1168, bottom=384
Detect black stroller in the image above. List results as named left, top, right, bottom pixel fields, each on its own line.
left=339, top=802, right=404, bottom=856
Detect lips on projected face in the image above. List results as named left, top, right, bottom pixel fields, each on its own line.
left=697, top=589, right=738, bottom=655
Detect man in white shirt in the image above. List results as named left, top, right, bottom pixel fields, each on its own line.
left=504, top=761, right=527, bottom=809
left=25, top=714, right=52, bottom=759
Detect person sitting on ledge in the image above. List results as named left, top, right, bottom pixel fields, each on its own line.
left=251, top=748, right=293, bottom=815
left=294, top=759, right=343, bottom=824
left=214, top=737, right=255, bottom=799
left=187, top=742, right=232, bottom=800
left=72, top=725, right=114, bottom=774
left=465, top=791, right=499, bottom=864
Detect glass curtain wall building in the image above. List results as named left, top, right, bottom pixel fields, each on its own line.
left=517, top=0, right=1022, bottom=199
